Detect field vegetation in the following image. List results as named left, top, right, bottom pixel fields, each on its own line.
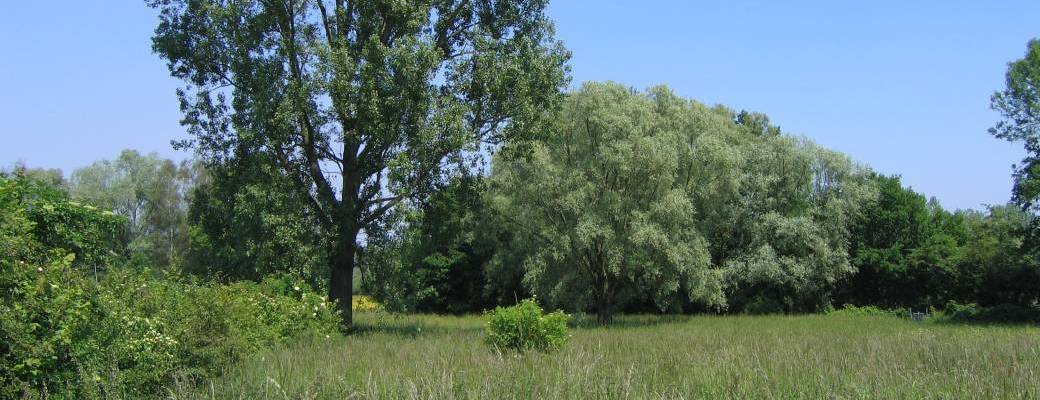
left=5, top=1, right=1040, bottom=398
left=169, top=312, right=1040, bottom=399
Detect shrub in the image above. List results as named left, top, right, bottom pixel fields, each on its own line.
left=828, top=304, right=908, bottom=318
left=484, top=298, right=570, bottom=353
left=943, top=301, right=1040, bottom=324
left=1, top=259, right=341, bottom=399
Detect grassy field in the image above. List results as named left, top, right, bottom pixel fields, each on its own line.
left=171, top=313, right=1040, bottom=399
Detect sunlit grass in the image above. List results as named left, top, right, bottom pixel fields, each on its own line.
left=171, top=313, right=1040, bottom=399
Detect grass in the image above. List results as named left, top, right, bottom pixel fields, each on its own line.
left=171, top=313, right=1040, bottom=399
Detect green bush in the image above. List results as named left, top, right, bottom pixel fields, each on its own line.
left=484, top=298, right=570, bottom=353
left=1, top=257, right=341, bottom=399
left=828, top=304, right=908, bottom=318
left=1, top=176, right=342, bottom=398
left=943, top=301, right=1040, bottom=324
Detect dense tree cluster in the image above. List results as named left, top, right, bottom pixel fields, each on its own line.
left=70, top=150, right=198, bottom=269
left=487, top=83, right=873, bottom=321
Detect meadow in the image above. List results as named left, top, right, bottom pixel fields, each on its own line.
left=171, top=313, right=1040, bottom=399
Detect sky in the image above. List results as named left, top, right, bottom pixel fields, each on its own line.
left=2, top=1, right=1038, bottom=211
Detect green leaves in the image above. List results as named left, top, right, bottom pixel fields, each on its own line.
left=147, top=0, right=571, bottom=320
left=484, top=298, right=570, bottom=353
left=490, top=82, right=873, bottom=318
left=991, top=39, right=1040, bottom=209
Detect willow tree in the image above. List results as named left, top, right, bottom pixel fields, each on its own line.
left=490, top=82, right=872, bottom=320
left=489, top=82, right=727, bottom=322
left=147, top=0, right=570, bottom=323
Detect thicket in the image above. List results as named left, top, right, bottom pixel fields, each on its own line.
left=0, top=173, right=340, bottom=398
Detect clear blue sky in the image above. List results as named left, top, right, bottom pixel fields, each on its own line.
left=2, top=1, right=1038, bottom=210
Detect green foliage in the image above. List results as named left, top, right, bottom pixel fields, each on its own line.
left=827, top=304, right=908, bottom=318
left=991, top=39, right=1040, bottom=209
left=490, top=82, right=872, bottom=320
left=0, top=174, right=341, bottom=398
left=70, top=149, right=196, bottom=270
left=363, top=175, right=500, bottom=313
left=484, top=298, right=570, bottom=353
left=942, top=301, right=1040, bottom=324
left=1, top=261, right=340, bottom=399
left=2, top=173, right=126, bottom=271
left=838, top=174, right=958, bottom=308
left=184, top=156, right=330, bottom=286
left=839, top=173, right=1040, bottom=311
left=957, top=206, right=1040, bottom=307
left=147, top=0, right=571, bottom=322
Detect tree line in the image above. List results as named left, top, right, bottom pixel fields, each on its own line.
left=11, top=1, right=1040, bottom=325
left=13, top=67, right=1040, bottom=323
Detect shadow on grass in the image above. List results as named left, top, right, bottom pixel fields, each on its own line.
left=342, top=312, right=485, bottom=338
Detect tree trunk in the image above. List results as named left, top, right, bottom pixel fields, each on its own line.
left=328, top=235, right=356, bottom=325
left=593, top=273, right=612, bottom=324
left=595, top=295, right=611, bottom=324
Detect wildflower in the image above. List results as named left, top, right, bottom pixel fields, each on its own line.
left=293, top=286, right=300, bottom=291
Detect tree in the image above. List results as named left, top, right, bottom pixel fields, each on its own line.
left=148, top=0, right=570, bottom=323
left=489, top=82, right=727, bottom=322
left=837, top=174, right=934, bottom=307
left=991, top=39, right=1040, bottom=209
left=363, top=174, right=498, bottom=313
left=958, top=206, right=1040, bottom=307
left=491, top=82, right=874, bottom=319
left=185, top=153, right=331, bottom=286
left=70, top=150, right=196, bottom=269
left=713, top=134, right=872, bottom=314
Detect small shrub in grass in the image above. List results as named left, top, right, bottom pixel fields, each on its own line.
left=484, top=298, right=570, bottom=353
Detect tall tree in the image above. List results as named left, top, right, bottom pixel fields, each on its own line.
left=70, top=150, right=196, bottom=269
left=991, top=39, right=1040, bottom=209
left=489, top=83, right=727, bottom=322
left=147, top=0, right=570, bottom=323
left=491, top=82, right=872, bottom=319
left=837, top=174, right=960, bottom=308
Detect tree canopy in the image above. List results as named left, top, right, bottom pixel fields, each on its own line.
left=991, top=39, right=1040, bottom=210
left=487, top=82, right=873, bottom=321
left=70, top=150, right=197, bottom=269
left=148, top=0, right=571, bottom=322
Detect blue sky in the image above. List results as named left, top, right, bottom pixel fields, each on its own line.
left=2, top=1, right=1038, bottom=210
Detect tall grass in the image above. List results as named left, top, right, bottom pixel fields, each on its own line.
left=171, top=313, right=1040, bottom=399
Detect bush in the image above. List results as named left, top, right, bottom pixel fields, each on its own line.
left=484, top=298, right=570, bottom=353
left=1, top=258, right=341, bottom=398
left=828, top=304, right=908, bottom=318
left=943, top=301, right=1040, bottom=324
left=2, top=174, right=343, bottom=398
